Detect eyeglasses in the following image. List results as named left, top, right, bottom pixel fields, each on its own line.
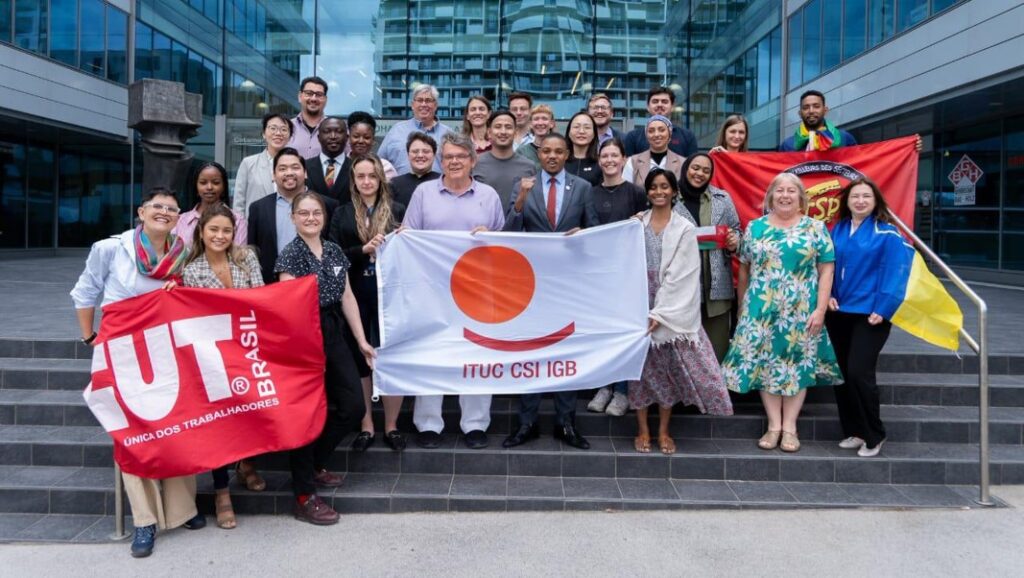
left=295, top=210, right=324, bottom=219
left=301, top=90, right=326, bottom=99
left=442, top=153, right=471, bottom=162
left=413, top=97, right=436, bottom=104
left=266, top=125, right=290, bottom=135
left=589, top=104, right=610, bottom=111
left=144, top=203, right=181, bottom=214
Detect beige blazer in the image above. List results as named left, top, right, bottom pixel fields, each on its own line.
left=625, top=149, right=685, bottom=189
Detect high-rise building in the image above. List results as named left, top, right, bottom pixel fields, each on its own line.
left=2, top=0, right=1022, bottom=284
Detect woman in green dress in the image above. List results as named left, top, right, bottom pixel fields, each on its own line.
left=722, top=172, right=842, bottom=453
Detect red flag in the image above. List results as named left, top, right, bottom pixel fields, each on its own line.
left=711, top=136, right=918, bottom=229
left=84, top=276, right=327, bottom=478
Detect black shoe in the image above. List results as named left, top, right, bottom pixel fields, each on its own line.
left=351, top=431, right=374, bottom=453
left=417, top=430, right=442, bottom=449
left=182, top=512, right=206, bottom=530
left=502, top=423, right=540, bottom=448
left=383, top=430, right=407, bottom=452
left=464, top=429, right=489, bottom=449
left=555, top=422, right=590, bottom=449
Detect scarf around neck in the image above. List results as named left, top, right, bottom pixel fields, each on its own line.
left=133, top=225, right=189, bottom=280
left=794, top=118, right=843, bottom=151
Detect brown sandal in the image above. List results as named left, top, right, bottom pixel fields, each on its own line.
left=235, top=460, right=266, bottom=492
left=658, top=436, right=676, bottom=455
left=758, top=430, right=782, bottom=450
left=634, top=435, right=652, bottom=453
left=780, top=431, right=801, bottom=452
left=215, top=489, right=236, bottom=530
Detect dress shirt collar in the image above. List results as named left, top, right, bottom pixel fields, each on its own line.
left=320, top=152, right=346, bottom=167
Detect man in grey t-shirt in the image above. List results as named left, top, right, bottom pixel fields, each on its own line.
left=474, top=110, right=537, bottom=208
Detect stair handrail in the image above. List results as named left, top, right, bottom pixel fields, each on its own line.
left=886, top=209, right=992, bottom=506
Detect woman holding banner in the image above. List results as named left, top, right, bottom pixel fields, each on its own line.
left=710, top=115, right=750, bottom=154
left=275, top=191, right=376, bottom=526
left=328, top=154, right=407, bottom=453
left=70, top=188, right=205, bottom=558
left=722, top=173, right=842, bottom=453
left=826, top=178, right=905, bottom=458
left=630, top=169, right=733, bottom=455
left=182, top=204, right=265, bottom=529
left=672, top=153, right=741, bottom=361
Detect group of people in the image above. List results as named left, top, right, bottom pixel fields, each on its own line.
left=71, top=78, right=915, bottom=557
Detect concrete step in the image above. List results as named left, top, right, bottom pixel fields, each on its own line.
left=0, top=465, right=1002, bottom=523
left=3, top=391, right=1023, bottom=445
left=1, top=426, right=1021, bottom=487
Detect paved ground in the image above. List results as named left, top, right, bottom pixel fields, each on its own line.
left=1, top=254, right=1021, bottom=354
left=0, top=486, right=1021, bottom=576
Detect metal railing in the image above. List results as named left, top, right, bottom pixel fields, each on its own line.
left=887, top=210, right=993, bottom=506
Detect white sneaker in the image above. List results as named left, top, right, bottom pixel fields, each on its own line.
left=587, top=387, right=612, bottom=413
left=838, top=436, right=865, bottom=449
left=858, top=439, right=885, bottom=457
left=605, top=392, right=629, bottom=416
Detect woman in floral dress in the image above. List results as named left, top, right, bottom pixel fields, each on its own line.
left=630, top=169, right=733, bottom=455
left=722, top=172, right=842, bottom=453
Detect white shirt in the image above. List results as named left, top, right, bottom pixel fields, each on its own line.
left=319, top=152, right=347, bottom=178
left=71, top=230, right=166, bottom=309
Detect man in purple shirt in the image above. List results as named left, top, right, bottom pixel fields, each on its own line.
left=288, top=76, right=328, bottom=159
left=402, top=133, right=504, bottom=450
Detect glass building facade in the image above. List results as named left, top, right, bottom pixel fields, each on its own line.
left=1, top=0, right=1022, bottom=283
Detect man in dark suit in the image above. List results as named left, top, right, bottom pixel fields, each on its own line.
left=248, top=147, right=339, bottom=285
left=305, top=116, right=352, bottom=203
left=502, top=133, right=597, bottom=450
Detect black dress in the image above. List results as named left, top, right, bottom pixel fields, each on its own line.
left=328, top=201, right=407, bottom=376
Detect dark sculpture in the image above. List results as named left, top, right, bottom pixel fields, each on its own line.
left=127, top=79, right=202, bottom=198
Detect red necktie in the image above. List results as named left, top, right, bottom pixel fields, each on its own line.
left=547, top=177, right=557, bottom=229
left=325, top=159, right=336, bottom=187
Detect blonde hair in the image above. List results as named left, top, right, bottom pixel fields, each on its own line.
left=763, top=172, right=808, bottom=214
left=530, top=104, right=554, bottom=120
left=348, top=154, right=398, bottom=243
left=714, top=115, right=749, bottom=152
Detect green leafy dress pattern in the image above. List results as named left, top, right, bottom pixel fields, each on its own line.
left=723, top=215, right=842, bottom=396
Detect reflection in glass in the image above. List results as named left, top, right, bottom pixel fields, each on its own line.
left=106, top=5, right=128, bottom=83
left=897, top=0, right=928, bottom=32
left=868, top=0, right=894, bottom=47
left=27, top=145, right=55, bottom=248
left=788, top=10, right=803, bottom=89
left=14, top=0, right=48, bottom=54
left=0, top=139, right=26, bottom=248
left=49, top=0, right=78, bottom=66
left=822, top=0, right=841, bottom=70
left=802, top=0, right=821, bottom=82
left=843, top=0, right=866, bottom=61
left=80, top=0, right=105, bottom=76
left=0, top=0, right=11, bottom=44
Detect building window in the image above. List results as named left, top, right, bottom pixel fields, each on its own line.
left=787, top=9, right=802, bottom=89
left=868, top=0, right=894, bottom=48
left=106, top=4, right=127, bottom=83
left=48, top=0, right=76, bottom=66
left=0, top=0, right=11, bottom=43
left=843, top=0, right=867, bottom=61
left=822, top=0, right=841, bottom=71
left=79, top=0, right=104, bottom=76
left=14, top=0, right=47, bottom=54
left=897, top=0, right=928, bottom=32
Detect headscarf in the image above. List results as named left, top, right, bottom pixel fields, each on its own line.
left=679, top=153, right=714, bottom=222
left=647, top=114, right=673, bottom=132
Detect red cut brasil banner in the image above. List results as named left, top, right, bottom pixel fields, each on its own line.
left=84, top=276, right=327, bottom=478
left=710, top=136, right=918, bottom=229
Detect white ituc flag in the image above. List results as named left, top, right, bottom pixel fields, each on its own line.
left=373, top=220, right=651, bottom=396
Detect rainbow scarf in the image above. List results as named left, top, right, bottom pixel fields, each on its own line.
left=133, top=225, right=189, bottom=281
left=793, top=119, right=843, bottom=151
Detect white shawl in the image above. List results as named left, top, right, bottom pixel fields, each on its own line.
left=641, top=210, right=703, bottom=347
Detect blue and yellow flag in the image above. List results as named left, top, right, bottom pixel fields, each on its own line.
left=889, top=250, right=964, bottom=351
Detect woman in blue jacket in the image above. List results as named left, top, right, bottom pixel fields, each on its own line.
left=826, top=177, right=911, bottom=458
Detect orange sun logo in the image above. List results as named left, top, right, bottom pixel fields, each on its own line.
left=450, top=246, right=574, bottom=351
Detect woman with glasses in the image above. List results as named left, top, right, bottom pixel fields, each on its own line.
left=71, top=188, right=205, bottom=558
left=275, top=191, right=376, bottom=525
left=233, top=112, right=293, bottom=217
left=564, top=112, right=602, bottom=186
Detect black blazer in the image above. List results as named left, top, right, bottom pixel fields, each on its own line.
left=305, top=155, right=352, bottom=204
left=247, top=192, right=340, bottom=285
left=328, top=201, right=407, bottom=275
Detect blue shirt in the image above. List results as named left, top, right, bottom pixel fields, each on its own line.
left=831, top=216, right=912, bottom=319
left=378, top=117, right=452, bottom=175
left=275, top=193, right=298, bottom=253
left=537, top=169, right=566, bottom=224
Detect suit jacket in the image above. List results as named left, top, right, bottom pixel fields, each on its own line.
left=503, top=171, right=598, bottom=233
left=306, top=155, right=352, bottom=204
left=247, top=192, right=340, bottom=285
left=232, top=151, right=277, bottom=218
left=627, top=149, right=685, bottom=189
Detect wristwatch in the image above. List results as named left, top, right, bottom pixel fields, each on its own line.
left=82, top=332, right=97, bottom=345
